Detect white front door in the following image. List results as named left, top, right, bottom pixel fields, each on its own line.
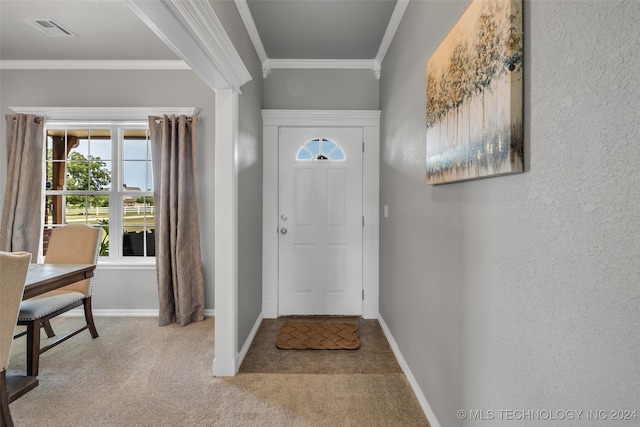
left=278, top=127, right=363, bottom=315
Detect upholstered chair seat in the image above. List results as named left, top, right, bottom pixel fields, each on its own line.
left=18, top=291, right=86, bottom=321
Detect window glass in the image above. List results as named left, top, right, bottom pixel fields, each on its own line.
left=44, top=125, right=154, bottom=260
left=296, top=138, right=346, bottom=161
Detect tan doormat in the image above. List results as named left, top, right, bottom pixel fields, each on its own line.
left=276, top=321, right=361, bottom=350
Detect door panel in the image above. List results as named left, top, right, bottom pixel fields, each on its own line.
left=278, top=127, right=363, bottom=315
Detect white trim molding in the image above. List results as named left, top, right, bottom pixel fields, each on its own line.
left=268, top=59, right=382, bottom=79
left=378, top=315, right=442, bottom=427
left=234, top=0, right=270, bottom=78
left=262, top=110, right=380, bottom=319
left=236, top=312, right=263, bottom=372
left=0, top=60, right=189, bottom=70
left=374, top=0, right=410, bottom=67
left=125, top=0, right=251, bottom=92
left=269, top=59, right=374, bottom=70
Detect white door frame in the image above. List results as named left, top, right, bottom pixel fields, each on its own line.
left=262, top=110, right=380, bottom=319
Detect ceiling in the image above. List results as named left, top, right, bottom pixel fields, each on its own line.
left=0, top=0, right=399, bottom=63
left=0, top=1, right=178, bottom=60
left=246, top=0, right=397, bottom=60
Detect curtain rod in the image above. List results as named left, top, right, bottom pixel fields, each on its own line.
left=12, top=116, right=41, bottom=124
left=154, top=116, right=199, bottom=124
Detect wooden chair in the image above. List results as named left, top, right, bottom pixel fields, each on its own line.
left=1, top=251, right=31, bottom=427
left=16, top=224, right=101, bottom=376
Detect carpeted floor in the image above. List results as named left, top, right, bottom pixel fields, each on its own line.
left=7, top=317, right=429, bottom=426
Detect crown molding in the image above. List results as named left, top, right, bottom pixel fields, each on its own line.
left=262, top=59, right=272, bottom=79
left=262, top=109, right=380, bottom=127
left=375, top=0, right=410, bottom=67
left=8, top=107, right=198, bottom=121
left=270, top=59, right=374, bottom=70
left=125, top=0, right=251, bottom=92
left=372, top=60, right=382, bottom=80
left=234, top=0, right=270, bottom=79
left=0, top=60, right=189, bottom=70
left=233, top=0, right=410, bottom=80
left=268, top=59, right=379, bottom=79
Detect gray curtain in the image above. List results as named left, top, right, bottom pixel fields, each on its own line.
left=149, top=115, right=205, bottom=326
left=1, top=114, right=45, bottom=260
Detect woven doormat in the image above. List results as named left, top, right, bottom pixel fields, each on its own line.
left=276, top=321, right=360, bottom=350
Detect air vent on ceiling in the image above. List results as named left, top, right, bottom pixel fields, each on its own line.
left=23, top=19, right=77, bottom=37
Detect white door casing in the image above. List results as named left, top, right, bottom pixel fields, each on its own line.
left=262, top=110, right=380, bottom=319
left=278, top=128, right=363, bottom=315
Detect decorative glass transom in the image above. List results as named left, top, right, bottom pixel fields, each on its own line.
left=296, top=138, right=345, bottom=161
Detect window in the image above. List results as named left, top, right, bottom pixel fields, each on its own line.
left=296, top=138, right=345, bottom=161
left=44, top=123, right=155, bottom=261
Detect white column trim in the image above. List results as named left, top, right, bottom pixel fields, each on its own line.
left=126, top=0, right=253, bottom=378
left=214, top=89, right=239, bottom=376
left=125, top=0, right=251, bottom=92
left=261, top=110, right=380, bottom=319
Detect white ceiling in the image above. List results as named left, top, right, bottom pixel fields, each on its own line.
left=0, top=0, right=399, bottom=63
left=0, top=1, right=178, bottom=60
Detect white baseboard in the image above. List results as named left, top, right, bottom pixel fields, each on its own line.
left=60, top=309, right=216, bottom=317
left=235, top=312, right=263, bottom=372
left=377, top=315, right=441, bottom=427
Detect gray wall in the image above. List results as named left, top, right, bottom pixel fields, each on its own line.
left=0, top=69, right=217, bottom=312
left=379, top=1, right=639, bottom=426
left=210, top=0, right=264, bottom=352
left=264, top=68, right=379, bottom=110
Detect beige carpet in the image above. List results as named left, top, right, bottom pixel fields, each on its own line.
left=276, top=321, right=360, bottom=350
left=8, top=317, right=429, bottom=426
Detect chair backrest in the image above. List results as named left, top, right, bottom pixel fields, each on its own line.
left=0, top=251, right=31, bottom=371
left=44, top=224, right=101, bottom=296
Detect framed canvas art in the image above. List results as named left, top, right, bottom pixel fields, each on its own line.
left=426, top=0, right=524, bottom=184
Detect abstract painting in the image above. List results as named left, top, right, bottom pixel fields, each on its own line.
left=426, top=0, right=523, bottom=184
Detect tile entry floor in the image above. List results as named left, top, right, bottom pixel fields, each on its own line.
left=239, top=317, right=403, bottom=374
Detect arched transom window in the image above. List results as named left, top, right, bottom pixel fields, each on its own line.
left=296, top=138, right=345, bottom=161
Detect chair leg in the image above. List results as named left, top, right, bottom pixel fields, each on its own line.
left=42, top=320, right=55, bottom=338
left=83, top=297, right=99, bottom=339
left=25, top=320, right=41, bottom=377
left=1, top=370, right=15, bottom=427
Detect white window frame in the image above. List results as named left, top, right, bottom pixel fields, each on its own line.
left=44, top=121, right=155, bottom=266
left=10, top=107, right=197, bottom=268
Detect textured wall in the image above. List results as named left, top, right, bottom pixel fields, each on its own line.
left=379, top=1, right=640, bottom=426
left=0, top=69, right=217, bottom=311
left=263, top=68, right=379, bottom=110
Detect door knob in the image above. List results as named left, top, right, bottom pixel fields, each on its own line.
left=280, top=228, right=288, bottom=234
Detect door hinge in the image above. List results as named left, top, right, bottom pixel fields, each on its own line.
left=362, top=142, right=365, bottom=153
left=362, top=289, right=365, bottom=300
left=362, top=216, right=365, bottom=227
